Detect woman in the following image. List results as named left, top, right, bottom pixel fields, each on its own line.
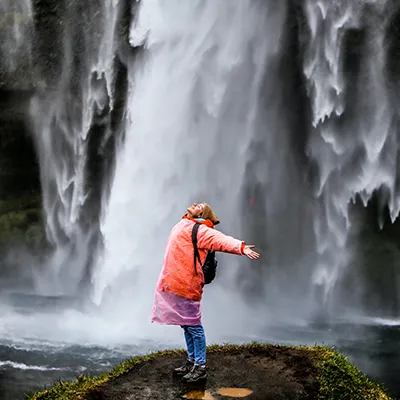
left=152, top=202, right=260, bottom=383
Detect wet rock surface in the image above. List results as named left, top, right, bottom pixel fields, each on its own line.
left=88, top=347, right=319, bottom=400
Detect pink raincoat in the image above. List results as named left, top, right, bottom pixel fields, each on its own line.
left=152, top=216, right=245, bottom=326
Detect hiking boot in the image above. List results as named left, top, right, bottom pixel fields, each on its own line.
left=173, top=359, right=194, bottom=376
left=181, top=364, right=207, bottom=383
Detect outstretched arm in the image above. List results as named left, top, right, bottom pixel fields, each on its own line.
left=196, top=225, right=260, bottom=259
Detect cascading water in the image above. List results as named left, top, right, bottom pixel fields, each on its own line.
left=20, top=0, right=400, bottom=324
left=92, top=0, right=329, bottom=325
left=303, top=0, right=398, bottom=315
left=303, top=0, right=364, bottom=304
left=30, top=0, right=124, bottom=295
left=92, top=0, right=303, bottom=333
left=92, top=0, right=400, bottom=324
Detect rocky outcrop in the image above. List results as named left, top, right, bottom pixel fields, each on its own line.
left=28, top=343, right=391, bottom=400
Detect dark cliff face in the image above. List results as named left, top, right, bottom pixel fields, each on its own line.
left=0, top=88, right=42, bottom=252
left=0, top=90, right=39, bottom=194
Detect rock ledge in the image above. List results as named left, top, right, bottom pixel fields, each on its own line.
left=28, top=343, right=391, bottom=400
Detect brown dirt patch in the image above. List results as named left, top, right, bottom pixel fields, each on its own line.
left=86, top=346, right=319, bottom=400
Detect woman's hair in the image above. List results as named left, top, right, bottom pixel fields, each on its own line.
left=201, top=203, right=220, bottom=225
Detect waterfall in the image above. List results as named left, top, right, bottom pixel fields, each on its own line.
left=94, top=0, right=395, bottom=321
left=303, top=0, right=397, bottom=309
left=303, top=0, right=363, bottom=303
left=30, top=0, right=124, bottom=295
left=0, top=0, right=33, bottom=79
left=18, top=0, right=400, bottom=322
left=92, top=0, right=293, bottom=318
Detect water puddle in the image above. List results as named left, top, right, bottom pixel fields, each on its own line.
left=216, top=388, right=254, bottom=397
left=183, top=390, right=215, bottom=399
left=183, top=387, right=253, bottom=399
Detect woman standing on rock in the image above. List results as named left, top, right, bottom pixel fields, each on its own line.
left=152, top=202, right=260, bottom=383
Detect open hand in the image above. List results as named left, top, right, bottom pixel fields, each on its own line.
left=243, top=245, right=260, bottom=260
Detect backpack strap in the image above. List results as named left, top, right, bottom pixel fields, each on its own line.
left=191, top=223, right=202, bottom=275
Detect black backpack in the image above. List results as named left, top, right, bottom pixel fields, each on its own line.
left=191, top=223, right=218, bottom=284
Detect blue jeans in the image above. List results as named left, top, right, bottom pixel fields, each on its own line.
left=182, top=325, right=206, bottom=365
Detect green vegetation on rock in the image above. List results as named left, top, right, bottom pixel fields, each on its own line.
left=314, top=346, right=390, bottom=400
left=0, top=208, right=44, bottom=247
left=0, top=192, right=45, bottom=249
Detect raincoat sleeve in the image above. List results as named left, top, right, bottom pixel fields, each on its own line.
left=196, top=224, right=244, bottom=255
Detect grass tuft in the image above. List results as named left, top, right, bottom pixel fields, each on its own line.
left=311, top=346, right=391, bottom=400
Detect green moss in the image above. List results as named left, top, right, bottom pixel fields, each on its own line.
left=27, top=343, right=391, bottom=400
left=0, top=207, right=45, bottom=249
left=313, top=347, right=390, bottom=400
